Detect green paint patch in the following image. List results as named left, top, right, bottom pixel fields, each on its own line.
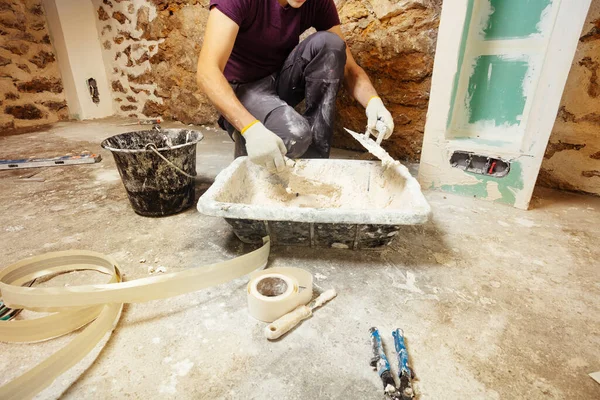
left=447, top=0, right=475, bottom=130
left=484, top=0, right=552, bottom=40
left=467, top=55, right=528, bottom=126
left=441, top=160, right=524, bottom=206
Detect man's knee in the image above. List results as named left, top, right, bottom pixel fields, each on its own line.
left=266, top=106, right=312, bottom=158
left=311, top=31, right=346, bottom=53
left=306, top=32, right=347, bottom=72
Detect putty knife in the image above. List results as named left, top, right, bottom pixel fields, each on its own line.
left=264, top=289, right=337, bottom=340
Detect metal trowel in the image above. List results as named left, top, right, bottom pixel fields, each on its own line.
left=344, top=120, right=398, bottom=165
left=266, top=156, right=296, bottom=193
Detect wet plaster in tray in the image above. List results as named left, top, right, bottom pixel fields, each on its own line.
left=197, top=158, right=431, bottom=226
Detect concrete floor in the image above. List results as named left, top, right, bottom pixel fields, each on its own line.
left=0, top=118, right=599, bottom=400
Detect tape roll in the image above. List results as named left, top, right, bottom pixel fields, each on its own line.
left=247, top=267, right=313, bottom=322
left=0, top=238, right=270, bottom=400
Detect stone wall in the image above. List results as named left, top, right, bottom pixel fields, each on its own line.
left=539, top=0, right=600, bottom=196
left=93, top=0, right=439, bottom=159
left=92, top=0, right=216, bottom=123
left=0, top=0, right=68, bottom=133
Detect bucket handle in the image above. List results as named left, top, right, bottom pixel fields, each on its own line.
left=144, top=143, right=197, bottom=179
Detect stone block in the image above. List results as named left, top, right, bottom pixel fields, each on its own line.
left=26, top=0, right=44, bottom=16
left=366, top=0, right=427, bottom=20
left=136, top=52, right=149, bottom=65
left=5, top=104, right=45, bottom=119
left=128, top=72, right=153, bottom=85
left=0, top=2, right=15, bottom=12
left=29, top=50, right=55, bottom=68
left=111, top=80, right=127, bottom=93
left=17, top=77, right=63, bottom=93
left=0, top=11, right=26, bottom=31
left=1, top=41, right=29, bottom=56
left=339, top=1, right=369, bottom=23
left=42, top=100, right=67, bottom=111
left=98, top=6, right=110, bottom=21
left=130, top=86, right=150, bottom=95
left=136, top=6, right=150, bottom=32
left=17, top=63, right=30, bottom=73
left=0, top=116, right=15, bottom=131
left=113, top=11, right=130, bottom=25
left=30, top=21, right=46, bottom=31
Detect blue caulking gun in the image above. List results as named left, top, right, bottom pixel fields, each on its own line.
left=393, top=328, right=414, bottom=399
left=369, top=327, right=395, bottom=392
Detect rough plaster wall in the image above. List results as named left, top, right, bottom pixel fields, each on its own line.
left=93, top=0, right=439, bottom=159
left=0, top=0, right=68, bottom=133
left=538, top=0, right=600, bottom=196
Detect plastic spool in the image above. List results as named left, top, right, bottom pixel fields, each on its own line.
left=247, top=267, right=313, bottom=322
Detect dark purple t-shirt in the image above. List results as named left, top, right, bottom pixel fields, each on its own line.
left=209, top=0, right=340, bottom=83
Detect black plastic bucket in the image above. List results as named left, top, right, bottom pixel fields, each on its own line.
left=101, top=128, right=203, bottom=217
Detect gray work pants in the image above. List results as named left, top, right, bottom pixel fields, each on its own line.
left=219, top=31, right=347, bottom=159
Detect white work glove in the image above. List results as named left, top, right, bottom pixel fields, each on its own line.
left=242, top=121, right=287, bottom=172
left=366, top=96, right=394, bottom=140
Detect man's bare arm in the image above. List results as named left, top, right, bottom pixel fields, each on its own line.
left=196, top=8, right=255, bottom=131
left=197, top=8, right=287, bottom=169
left=327, top=25, right=378, bottom=107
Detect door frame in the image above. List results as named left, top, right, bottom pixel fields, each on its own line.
left=418, top=0, right=592, bottom=209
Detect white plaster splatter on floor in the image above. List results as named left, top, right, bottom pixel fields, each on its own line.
left=479, top=297, right=495, bottom=305
left=172, top=359, right=194, bottom=376
left=203, top=319, right=217, bottom=329
left=5, top=225, right=24, bottom=232
left=566, top=357, right=589, bottom=369
left=94, top=169, right=121, bottom=183
left=515, top=217, right=536, bottom=227
left=152, top=337, right=161, bottom=344
left=207, top=241, right=234, bottom=257
left=390, top=270, right=424, bottom=294
left=158, top=359, right=194, bottom=394
left=497, top=220, right=510, bottom=227
left=315, top=273, right=327, bottom=281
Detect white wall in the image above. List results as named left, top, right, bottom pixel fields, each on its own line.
left=42, top=0, right=114, bottom=120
